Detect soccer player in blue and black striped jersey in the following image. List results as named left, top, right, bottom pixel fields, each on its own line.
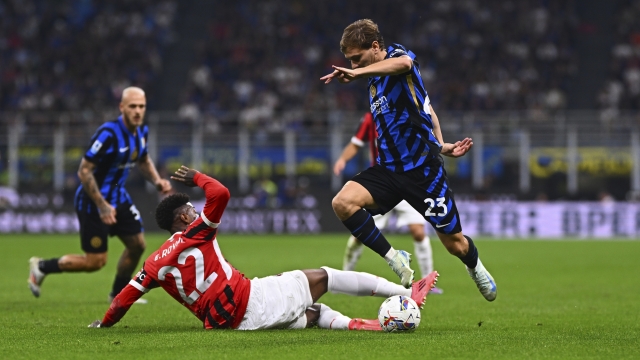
left=321, top=19, right=496, bottom=301
left=28, top=87, right=172, bottom=303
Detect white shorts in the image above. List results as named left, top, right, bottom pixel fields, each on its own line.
left=374, top=200, right=425, bottom=229
left=236, top=270, right=313, bottom=330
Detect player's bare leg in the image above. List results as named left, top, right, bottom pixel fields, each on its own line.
left=436, top=232, right=496, bottom=301
left=332, top=181, right=414, bottom=287
left=28, top=252, right=107, bottom=298
left=109, top=233, right=146, bottom=303
left=408, top=224, right=442, bottom=294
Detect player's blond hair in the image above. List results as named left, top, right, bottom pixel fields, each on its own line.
left=340, top=19, right=385, bottom=53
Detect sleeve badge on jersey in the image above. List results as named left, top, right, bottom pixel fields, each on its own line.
left=90, top=140, right=103, bottom=154
left=370, top=85, right=376, bottom=98
left=389, top=49, right=407, bottom=58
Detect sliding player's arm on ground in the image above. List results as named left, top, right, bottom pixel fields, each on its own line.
left=90, top=267, right=159, bottom=328
left=429, top=105, right=473, bottom=158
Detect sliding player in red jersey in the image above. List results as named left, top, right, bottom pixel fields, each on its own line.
left=88, top=166, right=438, bottom=331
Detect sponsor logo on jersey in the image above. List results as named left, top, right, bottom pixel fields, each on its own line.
left=370, top=95, right=389, bottom=115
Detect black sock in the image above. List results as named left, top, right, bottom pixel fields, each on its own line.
left=458, top=235, right=479, bottom=268
left=342, top=209, right=391, bottom=258
left=39, top=259, right=61, bottom=274
left=110, top=275, right=131, bottom=297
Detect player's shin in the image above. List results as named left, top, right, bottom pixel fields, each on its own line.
left=321, top=266, right=411, bottom=298
left=341, top=209, right=395, bottom=258
left=457, top=235, right=479, bottom=268
left=317, top=304, right=351, bottom=330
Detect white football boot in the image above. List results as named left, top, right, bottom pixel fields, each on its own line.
left=28, top=257, right=46, bottom=298
left=387, top=250, right=415, bottom=288
left=466, top=258, right=497, bottom=301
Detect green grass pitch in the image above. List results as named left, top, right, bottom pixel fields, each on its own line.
left=2, top=233, right=639, bottom=359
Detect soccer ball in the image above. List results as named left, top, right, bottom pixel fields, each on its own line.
left=378, top=295, right=421, bottom=332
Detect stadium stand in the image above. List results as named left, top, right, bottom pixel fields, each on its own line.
left=179, top=0, right=579, bottom=133
left=599, top=0, right=640, bottom=112
left=0, top=0, right=178, bottom=113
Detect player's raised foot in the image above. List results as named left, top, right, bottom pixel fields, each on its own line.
left=108, top=293, right=148, bottom=305
left=28, top=257, right=46, bottom=298
left=410, top=271, right=439, bottom=308
left=342, top=236, right=364, bottom=271
left=387, top=250, right=414, bottom=288
left=348, top=318, right=382, bottom=331
left=466, top=258, right=497, bottom=301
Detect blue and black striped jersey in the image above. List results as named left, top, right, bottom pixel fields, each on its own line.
left=368, top=43, right=441, bottom=173
left=75, top=116, right=149, bottom=210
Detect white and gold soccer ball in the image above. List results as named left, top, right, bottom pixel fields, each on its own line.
left=378, top=295, right=421, bottom=332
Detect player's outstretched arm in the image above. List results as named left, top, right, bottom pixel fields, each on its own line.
left=89, top=283, right=146, bottom=328
left=428, top=105, right=473, bottom=158
left=138, top=155, right=172, bottom=194
left=321, top=57, right=412, bottom=84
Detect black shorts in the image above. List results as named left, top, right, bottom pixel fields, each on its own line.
left=351, top=157, right=462, bottom=235
left=77, top=202, right=144, bottom=253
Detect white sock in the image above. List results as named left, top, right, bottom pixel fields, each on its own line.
left=413, top=237, right=434, bottom=277
left=343, top=235, right=364, bottom=271
left=383, top=247, right=397, bottom=262
left=322, top=266, right=411, bottom=298
left=317, top=304, right=350, bottom=330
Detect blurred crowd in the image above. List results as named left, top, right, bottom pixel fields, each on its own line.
left=178, top=0, right=579, bottom=133
left=598, top=0, right=640, bottom=116
left=0, top=0, right=177, bottom=114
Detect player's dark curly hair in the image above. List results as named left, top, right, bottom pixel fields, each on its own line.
left=155, top=193, right=190, bottom=232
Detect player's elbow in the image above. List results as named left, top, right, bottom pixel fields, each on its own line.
left=400, top=58, right=412, bottom=72
left=217, top=186, right=231, bottom=204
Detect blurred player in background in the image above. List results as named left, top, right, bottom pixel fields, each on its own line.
left=28, top=87, right=172, bottom=303
left=334, top=112, right=442, bottom=294
left=88, top=166, right=439, bottom=331
left=321, top=19, right=496, bottom=300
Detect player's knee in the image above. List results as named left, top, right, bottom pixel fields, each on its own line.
left=85, top=254, right=107, bottom=271
left=130, top=240, right=146, bottom=255
left=332, top=193, right=354, bottom=216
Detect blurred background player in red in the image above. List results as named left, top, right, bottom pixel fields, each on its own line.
left=89, top=166, right=438, bottom=330
left=334, top=112, right=443, bottom=294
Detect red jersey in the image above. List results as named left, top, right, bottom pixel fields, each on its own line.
left=351, top=112, right=378, bottom=166
left=101, top=173, right=251, bottom=329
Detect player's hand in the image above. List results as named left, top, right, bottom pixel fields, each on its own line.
left=171, top=165, right=199, bottom=187
left=88, top=320, right=102, bottom=328
left=441, top=138, right=473, bottom=158
left=320, top=66, right=360, bottom=84
left=98, top=202, right=117, bottom=225
left=155, top=178, right=172, bottom=194
left=333, top=158, right=346, bottom=176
